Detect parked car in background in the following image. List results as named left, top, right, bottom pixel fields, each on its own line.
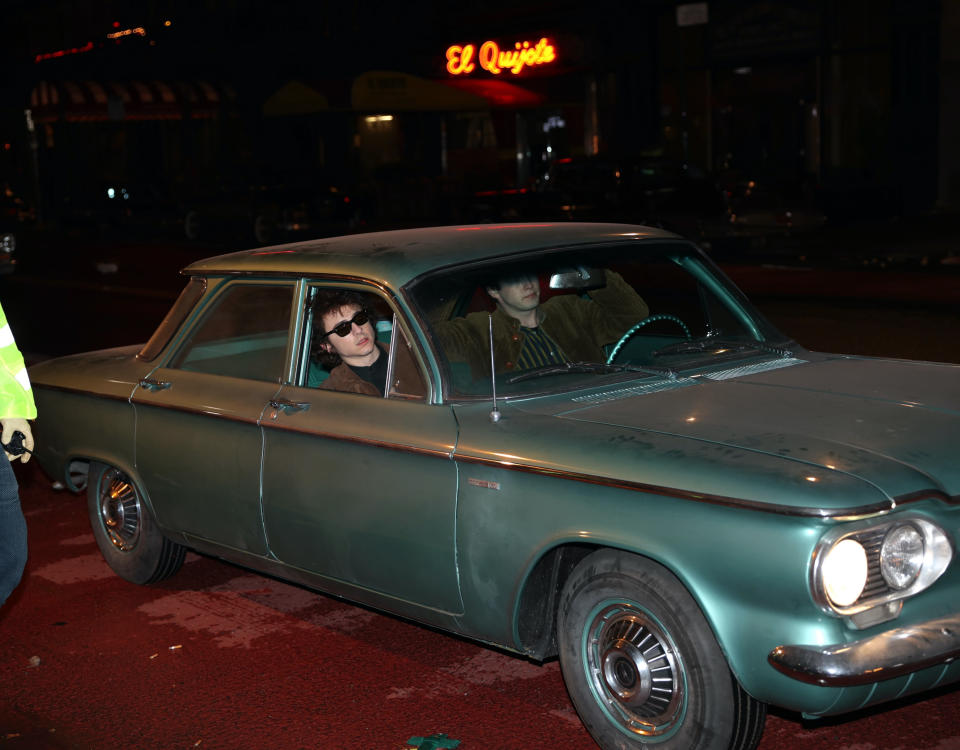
left=1, top=182, right=35, bottom=273
left=28, top=224, right=960, bottom=750
left=59, top=181, right=185, bottom=239
left=531, top=156, right=731, bottom=243
left=0, top=230, right=14, bottom=274
left=720, top=176, right=826, bottom=243
left=182, top=178, right=358, bottom=246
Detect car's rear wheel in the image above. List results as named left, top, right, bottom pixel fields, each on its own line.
left=558, top=549, right=766, bottom=750
left=87, top=462, right=185, bottom=585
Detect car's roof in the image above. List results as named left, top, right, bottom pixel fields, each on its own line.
left=184, top=222, right=682, bottom=287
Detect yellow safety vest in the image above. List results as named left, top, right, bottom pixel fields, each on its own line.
left=0, top=302, right=37, bottom=419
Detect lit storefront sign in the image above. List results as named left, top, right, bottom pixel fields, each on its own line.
left=35, top=20, right=168, bottom=63
left=446, top=37, right=557, bottom=76
left=107, top=26, right=146, bottom=40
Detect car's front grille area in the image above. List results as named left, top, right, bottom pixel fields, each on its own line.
left=853, top=526, right=893, bottom=601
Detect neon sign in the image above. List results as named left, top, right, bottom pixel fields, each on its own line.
left=446, top=37, right=557, bottom=76
left=35, top=21, right=157, bottom=63
left=107, top=26, right=146, bottom=40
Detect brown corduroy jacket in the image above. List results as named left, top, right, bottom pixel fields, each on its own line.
left=319, top=341, right=425, bottom=398
left=433, top=271, right=649, bottom=377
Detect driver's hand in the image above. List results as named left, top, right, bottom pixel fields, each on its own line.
left=1, top=418, right=33, bottom=463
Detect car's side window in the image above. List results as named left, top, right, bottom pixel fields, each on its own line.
left=302, top=285, right=426, bottom=401
left=169, top=283, right=294, bottom=382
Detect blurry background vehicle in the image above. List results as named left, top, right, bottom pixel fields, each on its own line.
left=0, top=231, right=15, bottom=274
left=721, top=176, right=827, bottom=241
left=59, top=181, right=184, bottom=239
left=1, top=183, right=36, bottom=274
left=182, top=172, right=360, bottom=246
left=529, top=155, right=731, bottom=243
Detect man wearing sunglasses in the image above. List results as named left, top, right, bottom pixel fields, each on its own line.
left=311, top=289, right=423, bottom=397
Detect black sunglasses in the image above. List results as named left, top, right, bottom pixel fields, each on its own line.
left=322, top=309, right=371, bottom=338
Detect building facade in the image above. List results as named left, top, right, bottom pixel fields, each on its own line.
left=1, top=0, right=952, bottom=233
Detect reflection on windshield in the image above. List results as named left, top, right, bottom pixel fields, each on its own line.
left=408, top=242, right=789, bottom=397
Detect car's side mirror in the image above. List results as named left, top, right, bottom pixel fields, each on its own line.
left=549, top=266, right=606, bottom=290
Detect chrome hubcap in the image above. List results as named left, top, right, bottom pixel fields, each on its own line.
left=99, top=470, right=141, bottom=551
left=587, top=604, right=684, bottom=737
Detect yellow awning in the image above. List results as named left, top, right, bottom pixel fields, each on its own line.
left=263, top=80, right=330, bottom=116
left=351, top=71, right=489, bottom=111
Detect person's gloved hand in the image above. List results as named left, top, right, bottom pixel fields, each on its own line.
left=1, top=418, right=33, bottom=463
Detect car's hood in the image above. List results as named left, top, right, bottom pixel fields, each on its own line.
left=535, top=355, right=960, bottom=501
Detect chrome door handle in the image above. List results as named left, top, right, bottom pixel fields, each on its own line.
left=139, top=378, right=172, bottom=391
left=269, top=398, right=310, bottom=414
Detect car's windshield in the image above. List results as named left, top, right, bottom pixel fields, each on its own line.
left=407, top=240, right=793, bottom=398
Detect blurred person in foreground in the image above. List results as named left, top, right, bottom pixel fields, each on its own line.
left=0, top=301, right=36, bottom=608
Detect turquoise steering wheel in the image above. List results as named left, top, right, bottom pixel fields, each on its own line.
left=606, top=314, right=692, bottom=364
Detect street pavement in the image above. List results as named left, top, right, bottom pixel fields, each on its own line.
left=4, top=458, right=960, bottom=750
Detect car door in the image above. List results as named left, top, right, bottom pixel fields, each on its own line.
left=259, top=283, right=462, bottom=614
left=133, top=279, right=297, bottom=555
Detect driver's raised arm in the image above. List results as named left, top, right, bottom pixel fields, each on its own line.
left=560, top=270, right=649, bottom=347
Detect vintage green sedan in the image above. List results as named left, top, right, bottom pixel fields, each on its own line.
left=29, top=224, right=960, bottom=750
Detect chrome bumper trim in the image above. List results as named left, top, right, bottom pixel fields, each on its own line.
left=768, top=614, right=960, bottom=687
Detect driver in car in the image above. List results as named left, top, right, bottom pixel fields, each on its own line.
left=436, top=268, right=648, bottom=376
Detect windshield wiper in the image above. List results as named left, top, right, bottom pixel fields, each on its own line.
left=507, top=361, right=675, bottom=384
left=652, top=336, right=795, bottom=359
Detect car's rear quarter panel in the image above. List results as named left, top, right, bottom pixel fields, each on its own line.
left=29, top=346, right=147, bottom=487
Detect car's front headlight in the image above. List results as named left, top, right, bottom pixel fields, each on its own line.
left=811, top=515, right=954, bottom=628
left=821, top=538, right=868, bottom=607
left=880, top=523, right=925, bottom=590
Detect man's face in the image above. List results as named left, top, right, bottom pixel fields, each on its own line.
left=320, top=304, right=377, bottom=365
left=489, top=274, right=540, bottom=318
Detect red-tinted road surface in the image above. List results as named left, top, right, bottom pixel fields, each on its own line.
left=2, top=460, right=960, bottom=750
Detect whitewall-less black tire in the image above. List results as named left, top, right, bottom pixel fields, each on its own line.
left=557, top=549, right=766, bottom=750
left=87, top=462, right=185, bottom=585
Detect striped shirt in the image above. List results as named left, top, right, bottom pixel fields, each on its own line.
left=516, top=325, right=566, bottom=369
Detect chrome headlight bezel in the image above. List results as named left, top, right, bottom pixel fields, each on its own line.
left=811, top=515, right=954, bottom=622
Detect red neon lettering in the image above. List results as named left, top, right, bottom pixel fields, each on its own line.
left=34, top=41, right=95, bottom=63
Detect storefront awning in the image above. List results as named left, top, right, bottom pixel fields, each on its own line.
left=352, top=71, right=492, bottom=112
left=443, top=78, right=546, bottom=108
left=28, top=80, right=234, bottom=123
left=262, top=80, right=330, bottom=116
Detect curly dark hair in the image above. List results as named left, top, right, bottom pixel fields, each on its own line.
left=311, top=289, right=374, bottom=368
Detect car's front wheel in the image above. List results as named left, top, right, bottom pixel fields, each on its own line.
left=557, top=549, right=766, bottom=750
left=87, top=462, right=185, bottom=585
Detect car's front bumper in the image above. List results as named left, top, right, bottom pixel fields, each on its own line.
left=768, top=613, right=960, bottom=687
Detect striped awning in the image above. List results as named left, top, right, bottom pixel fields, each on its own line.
left=28, top=80, right=234, bottom=123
